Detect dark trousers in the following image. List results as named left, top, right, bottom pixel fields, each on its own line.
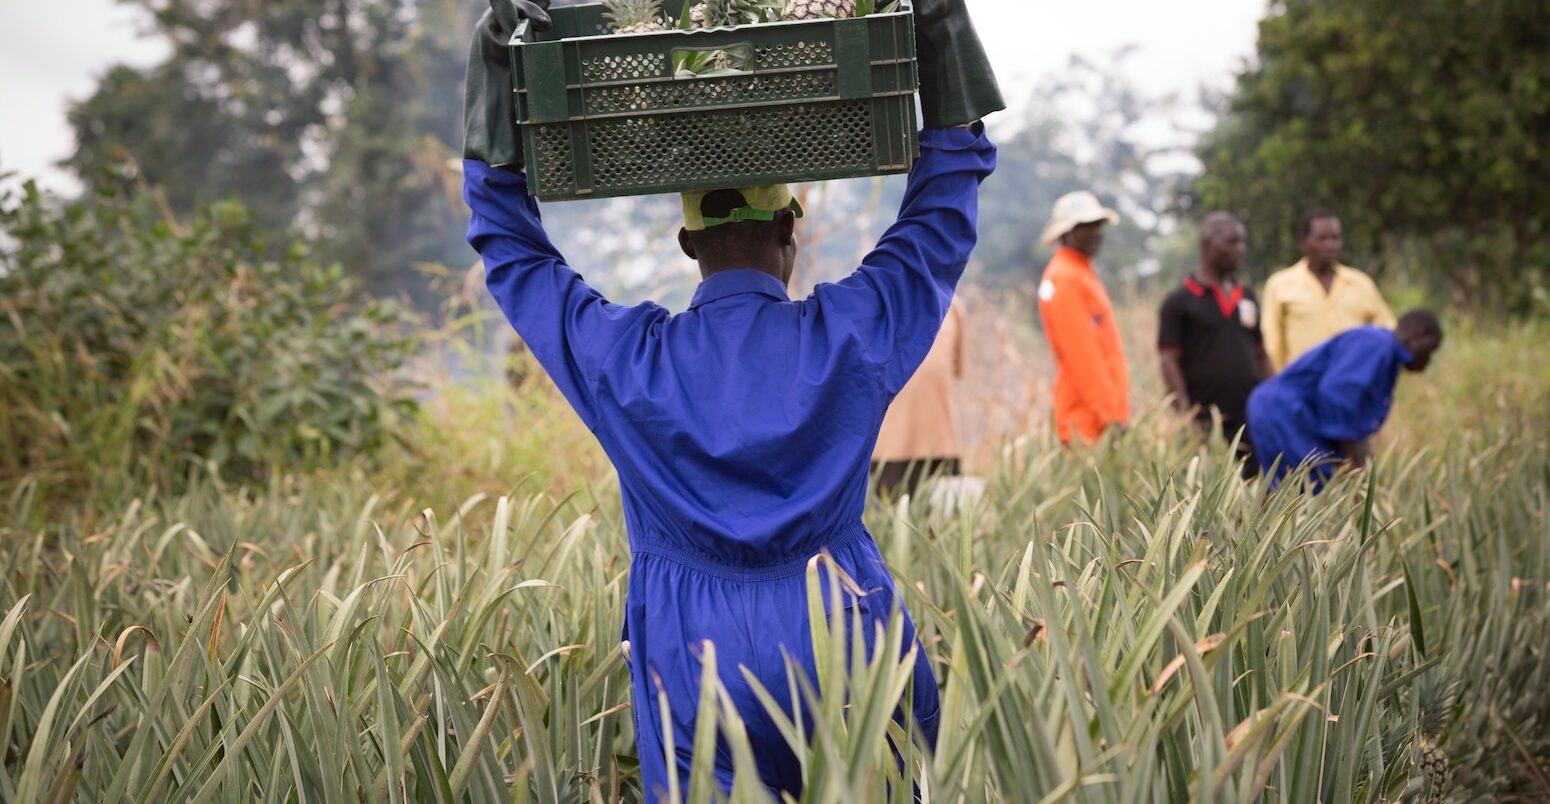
left=871, top=458, right=962, bottom=498
left=1215, top=418, right=1260, bottom=479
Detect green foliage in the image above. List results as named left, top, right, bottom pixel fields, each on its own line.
left=0, top=181, right=421, bottom=499
left=1, top=422, right=1545, bottom=800
left=1192, top=0, right=1550, bottom=309
left=65, top=0, right=478, bottom=300
left=0, top=311, right=1545, bottom=800
left=967, top=51, right=1194, bottom=289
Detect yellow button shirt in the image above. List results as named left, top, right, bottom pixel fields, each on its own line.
left=1261, top=259, right=1396, bottom=370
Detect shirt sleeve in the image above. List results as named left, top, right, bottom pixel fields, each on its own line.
left=1368, top=280, right=1397, bottom=328
left=1041, top=275, right=1125, bottom=424
left=464, top=161, right=664, bottom=429
left=1311, top=330, right=1398, bottom=442
left=809, top=125, right=997, bottom=395
left=1260, top=275, right=1287, bottom=370
left=1157, top=291, right=1185, bottom=352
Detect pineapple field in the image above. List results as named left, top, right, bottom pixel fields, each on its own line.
left=2, top=294, right=1547, bottom=802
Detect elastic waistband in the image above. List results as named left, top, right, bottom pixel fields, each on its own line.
left=630, top=522, right=871, bottom=582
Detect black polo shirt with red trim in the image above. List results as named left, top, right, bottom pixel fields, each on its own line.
left=1158, top=276, right=1263, bottom=426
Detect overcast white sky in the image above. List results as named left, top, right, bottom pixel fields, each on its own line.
left=0, top=0, right=1266, bottom=195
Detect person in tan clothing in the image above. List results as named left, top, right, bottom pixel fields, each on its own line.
left=1261, top=209, right=1396, bottom=370
left=873, top=299, right=966, bottom=495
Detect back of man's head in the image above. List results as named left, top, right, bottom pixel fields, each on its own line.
left=678, top=188, right=798, bottom=282
left=1395, top=308, right=1444, bottom=371
left=1396, top=309, right=1441, bottom=339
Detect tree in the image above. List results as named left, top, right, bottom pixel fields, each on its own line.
left=1192, top=0, right=1550, bottom=309
left=974, top=51, right=1194, bottom=292
left=779, top=51, right=1194, bottom=299
left=65, top=0, right=478, bottom=300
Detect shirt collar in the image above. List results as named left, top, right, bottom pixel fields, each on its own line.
left=1293, top=257, right=1353, bottom=285
left=1184, top=274, right=1245, bottom=316
left=688, top=268, right=791, bottom=310
left=1054, top=246, right=1094, bottom=270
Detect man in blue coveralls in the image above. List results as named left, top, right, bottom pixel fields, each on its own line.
left=461, top=0, right=1002, bottom=797
left=1246, top=310, right=1443, bottom=490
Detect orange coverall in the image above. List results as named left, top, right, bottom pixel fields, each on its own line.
left=1037, top=246, right=1129, bottom=443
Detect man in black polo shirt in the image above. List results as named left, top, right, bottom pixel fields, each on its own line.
left=1159, top=212, right=1274, bottom=474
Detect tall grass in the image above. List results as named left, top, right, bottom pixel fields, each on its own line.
left=1, top=309, right=1545, bottom=801
left=2, top=419, right=1545, bottom=801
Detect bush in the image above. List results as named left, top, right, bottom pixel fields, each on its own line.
left=0, top=180, right=420, bottom=497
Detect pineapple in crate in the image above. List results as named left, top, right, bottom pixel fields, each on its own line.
left=604, top=0, right=668, bottom=33
left=781, top=0, right=855, bottom=19
left=673, top=0, right=779, bottom=77
left=684, top=0, right=784, bottom=28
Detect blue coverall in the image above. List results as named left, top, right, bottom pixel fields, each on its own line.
left=464, top=125, right=997, bottom=798
left=1246, top=326, right=1413, bottom=490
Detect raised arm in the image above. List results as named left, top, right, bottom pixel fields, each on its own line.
left=811, top=125, right=997, bottom=394
left=464, top=162, right=663, bottom=429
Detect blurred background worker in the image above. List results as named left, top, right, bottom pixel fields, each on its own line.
left=1037, top=191, right=1128, bottom=443
left=873, top=298, right=966, bottom=497
left=1158, top=212, right=1273, bottom=474
left=1261, top=208, right=1396, bottom=370
left=1247, top=309, right=1443, bottom=490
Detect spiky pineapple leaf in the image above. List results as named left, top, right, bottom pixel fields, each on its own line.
left=1401, top=559, right=1427, bottom=658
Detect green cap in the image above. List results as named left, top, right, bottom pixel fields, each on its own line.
left=680, top=185, right=805, bottom=231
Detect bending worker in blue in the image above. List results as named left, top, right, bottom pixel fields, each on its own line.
left=1246, top=310, right=1442, bottom=490
left=462, top=0, right=1002, bottom=797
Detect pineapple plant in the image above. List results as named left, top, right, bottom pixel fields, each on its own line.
left=680, top=0, right=893, bottom=28
left=1415, top=735, right=1451, bottom=804
left=1413, top=676, right=1459, bottom=803
left=603, top=0, right=668, bottom=33
left=781, top=0, right=856, bottom=19
left=694, top=0, right=784, bottom=27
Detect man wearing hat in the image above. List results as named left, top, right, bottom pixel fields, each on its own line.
left=1036, top=190, right=1128, bottom=443
left=461, top=0, right=1002, bottom=796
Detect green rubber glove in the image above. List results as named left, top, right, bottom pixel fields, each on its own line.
left=463, top=1, right=552, bottom=167
left=913, top=0, right=1005, bottom=128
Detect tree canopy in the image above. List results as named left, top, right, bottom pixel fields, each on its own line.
left=1193, top=0, right=1550, bottom=310
left=66, top=0, right=477, bottom=301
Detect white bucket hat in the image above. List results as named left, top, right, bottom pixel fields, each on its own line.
left=1040, top=191, right=1120, bottom=245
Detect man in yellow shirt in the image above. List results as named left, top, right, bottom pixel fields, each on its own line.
left=1261, top=209, right=1396, bottom=370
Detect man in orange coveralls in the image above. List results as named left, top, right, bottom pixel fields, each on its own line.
left=1036, top=191, right=1128, bottom=443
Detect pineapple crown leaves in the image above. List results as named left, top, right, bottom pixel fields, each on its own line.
left=603, top=0, right=666, bottom=28
left=701, top=0, right=781, bottom=27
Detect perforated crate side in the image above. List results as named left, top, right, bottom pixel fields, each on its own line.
left=510, top=2, right=918, bottom=201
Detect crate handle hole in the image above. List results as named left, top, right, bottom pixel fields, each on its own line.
left=672, top=42, right=756, bottom=79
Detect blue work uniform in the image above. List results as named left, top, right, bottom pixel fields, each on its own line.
left=464, top=125, right=996, bottom=799
left=1246, top=326, right=1412, bottom=489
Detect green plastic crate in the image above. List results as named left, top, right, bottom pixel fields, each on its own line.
left=509, top=1, right=918, bottom=201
